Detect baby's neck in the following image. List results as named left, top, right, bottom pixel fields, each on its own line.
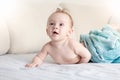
left=50, top=38, right=69, bottom=47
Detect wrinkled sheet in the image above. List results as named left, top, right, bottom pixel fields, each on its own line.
left=0, top=53, right=120, bottom=80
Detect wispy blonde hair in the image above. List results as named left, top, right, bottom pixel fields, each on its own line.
left=50, top=8, right=73, bottom=28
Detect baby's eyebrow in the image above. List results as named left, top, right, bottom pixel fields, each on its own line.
left=49, top=19, right=55, bottom=21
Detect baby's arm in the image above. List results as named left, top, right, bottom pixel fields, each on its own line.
left=77, top=45, right=91, bottom=63
left=71, top=40, right=91, bottom=63
left=25, top=44, right=48, bottom=68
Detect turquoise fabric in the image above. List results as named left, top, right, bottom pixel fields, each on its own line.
left=80, top=25, right=120, bottom=63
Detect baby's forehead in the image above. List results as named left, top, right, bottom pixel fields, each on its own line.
left=48, top=12, right=71, bottom=21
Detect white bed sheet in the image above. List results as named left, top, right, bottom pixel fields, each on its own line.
left=0, top=53, right=120, bottom=80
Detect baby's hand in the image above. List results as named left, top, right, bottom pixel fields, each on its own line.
left=25, top=55, right=43, bottom=68
left=25, top=62, right=39, bottom=68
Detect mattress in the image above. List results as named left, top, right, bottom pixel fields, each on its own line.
left=0, top=53, right=120, bottom=80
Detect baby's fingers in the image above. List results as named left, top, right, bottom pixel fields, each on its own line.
left=25, top=63, right=37, bottom=68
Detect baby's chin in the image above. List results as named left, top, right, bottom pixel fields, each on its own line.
left=49, top=35, right=68, bottom=41
left=50, top=37, right=60, bottom=41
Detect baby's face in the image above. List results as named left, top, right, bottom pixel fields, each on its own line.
left=46, top=13, right=72, bottom=41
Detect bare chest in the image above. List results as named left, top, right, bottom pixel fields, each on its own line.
left=48, top=46, right=79, bottom=64
left=49, top=46, right=74, bottom=56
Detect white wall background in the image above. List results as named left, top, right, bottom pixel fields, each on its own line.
left=0, top=0, right=120, bottom=54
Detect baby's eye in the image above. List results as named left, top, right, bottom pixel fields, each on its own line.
left=59, top=23, right=64, bottom=26
left=49, top=23, right=54, bottom=25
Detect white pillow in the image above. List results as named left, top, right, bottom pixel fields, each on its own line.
left=0, top=19, right=10, bottom=55
left=7, top=1, right=59, bottom=54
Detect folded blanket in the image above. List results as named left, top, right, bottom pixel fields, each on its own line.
left=80, top=25, right=120, bottom=63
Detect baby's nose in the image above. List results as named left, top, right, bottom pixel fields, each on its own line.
left=54, top=25, right=59, bottom=29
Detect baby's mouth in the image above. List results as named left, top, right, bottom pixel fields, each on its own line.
left=53, top=31, right=59, bottom=35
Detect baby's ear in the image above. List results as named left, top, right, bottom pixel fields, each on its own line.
left=46, top=28, right=49, bottom=35
left=69, top=28, right=73, bottom=34
left=67, top=28, right=73, bottom=38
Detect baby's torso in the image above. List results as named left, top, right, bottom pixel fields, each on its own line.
left=47, top=43, right=80, bottom=64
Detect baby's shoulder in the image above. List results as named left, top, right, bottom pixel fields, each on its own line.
left=68, top=38, right=79, bottom=44
left=40, top=41, right=53, bottom=52
left=68, top=38, right=83, bottom=47
left=68, top=39, right=86, bottom=52
left=42, top=41, right=51, bottom=49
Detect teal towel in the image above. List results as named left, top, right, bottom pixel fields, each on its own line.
left=80, top=25, right=120, bottom=63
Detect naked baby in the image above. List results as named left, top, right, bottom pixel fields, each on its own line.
left=25, top=8, right=91, bottom=68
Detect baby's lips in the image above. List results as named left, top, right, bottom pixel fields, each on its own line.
left=53, top=31, right=59, bottom=34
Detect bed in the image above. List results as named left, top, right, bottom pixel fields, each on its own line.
left=0, top=53, right=120, bottom=80
left=1, top=0, right=120, bottom=80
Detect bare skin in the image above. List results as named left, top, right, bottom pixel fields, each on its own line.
left=25, top=12, right=91, bottom=68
